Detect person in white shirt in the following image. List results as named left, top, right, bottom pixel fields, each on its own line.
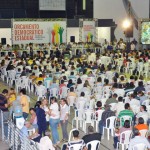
left=76, top=92, right=87, bottom=110
left=128, top=128, right=150, bottom=150
left=114, top=96, right=125, bottom=116
left=129, top=94, right=140, bottom=107
left=136, top=105, right=149, bottom=124
left=130, top=42, right=135, bottom=51
left=60, top=98, right=69, bottom=142
left=38, top=131, right=55, bottom=150
left=49, top=97, right=60, bottom=145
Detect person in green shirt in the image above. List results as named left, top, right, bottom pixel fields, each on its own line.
left=118, top=103, right=134, bottom=126
left=105, top=93, right=118, bottom=105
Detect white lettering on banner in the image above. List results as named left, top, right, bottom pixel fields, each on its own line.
left=12, top=21, right=67, bottom=44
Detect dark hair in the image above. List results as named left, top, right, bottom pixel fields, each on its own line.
left=20, top=88, right=26, bottom=95
left=141, top=105, right=147, bottom=111
left=97, top=77, right=102, bottom=82
left=124, top=120, right=130, bottom=128
left=125, top=103, right=130, bottom=109
left=113, top=93, right=118, bottom=98
left=80, top=92, right=85, bottom=97
left=73, top=130, right=79, bottom=138
left=70, top=87, right=74, bottom=92
left=34, top=101, right=41, bottom=108
left=2, top=89, right=8, bottom=94
left=29, top=108, right=36, bottom=112
left=118, top=96, right=123, bottom=102
left=61, top=98, right=68, bottom=106
left=113, top=83, right=118, bottom=88
left=138, top=81, right=144, bottom=87
left=38, top=81, right=43, bottom=85
left=96, top=101, right=102, bottom=108
left=77, top=78, right=82, bottom=84
left=104, top=79, right=109, bottom=85
left=61, top=80, right=64, bottom=84
left=50, top=97, right=57, bottom=102
left=138, top=117, right=144, bottom=124
left=88, top=126, right=94, bottom=133
left=132, top=128, right=140, bottom=136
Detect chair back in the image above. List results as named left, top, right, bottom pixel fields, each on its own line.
left=139, top=129, right=148, bottom=137
left=50, top=88, right=59, bottom=98
left=142, top=100, right=150, bottom=106
left=120, top=115, right=132, bottom=126
left=86, top=140, right=100, bottom=150
left=106, top=116, right=116, bottom=129
left=95, top=109, right=104, bottom=121
left=119, top=130, right=132, bottom=145
left=68, top=128, right=78, bottom=142
left=60, top=86, right=69, bottom=98
left=132, top=143, right=147, bottom=150
left=109, top=103, right=117, bottom=111
left=83, top=110, right=94, bottom=123
left=68, top=96, right=76, bottom=106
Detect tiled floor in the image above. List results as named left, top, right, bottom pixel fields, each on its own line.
left=0, top=80, right=117, bottom=150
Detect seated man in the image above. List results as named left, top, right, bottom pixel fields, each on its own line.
left=82, top=126, right=101, bottom=150
left=118, top=103, right=134, bottom=126
left=38, top=131, right=55, bottom=150
left=128, top=128, right=150, bottom=150
left=21, top=121, right=40, bottom=142
left=62, top=130, right=85, bottom=150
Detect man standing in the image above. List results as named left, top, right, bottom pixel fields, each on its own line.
left=0, top=89, right=9, bottom=138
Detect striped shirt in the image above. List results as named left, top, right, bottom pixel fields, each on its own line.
left=68, top=139, right=85, bottom=149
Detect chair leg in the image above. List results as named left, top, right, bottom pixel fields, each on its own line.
left=122, top=144, right=124, bottom=150
left=107, top=129, right=110, bottom=140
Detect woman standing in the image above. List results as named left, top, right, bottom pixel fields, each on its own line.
left=35, top=101, right=47, bottom=137
left=41, top=98, right=50, bottom=130
left=49, top=97, right=60, bottom=145
left=60, top=98, right=69, bottom=142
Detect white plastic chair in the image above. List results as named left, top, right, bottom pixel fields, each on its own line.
left=49, top=88, right=59, bottom=99
left=120, top=115, right=132, bottom=127
left=109, top=103, right=117, bottom=111
left=82, top=110, right=94, bottom=133
left=94, top=109, right=104, bottom=132
left=142, top=100, right=150, bottom=106
left=103, top=116, right=116, bottom=140
left=86, top=140, right=100, bottom=150
left=132, top=143, right=147, bottom=150
left=139, top=129, right=148, bottom=137
left=59, top=86, right=69, bottom=99
left=68, top=128, right=78, bottom=142
left=117, top=130, right=132, bottom=150
left=72, top=109, right=84, bottom=129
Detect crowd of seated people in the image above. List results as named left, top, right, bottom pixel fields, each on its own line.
left=0, top=41, right=150, bottom=149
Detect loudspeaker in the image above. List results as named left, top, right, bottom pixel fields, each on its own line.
left=1, top=38, right=6, bottom=45
left=70, top=36, right=75, bottom=42
left=125, top=25, right=133, bottom=38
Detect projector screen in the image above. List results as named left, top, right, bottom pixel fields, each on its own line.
left=39, top=0, right=66, bottom=11
left=141, top=22, right=150, bottom=44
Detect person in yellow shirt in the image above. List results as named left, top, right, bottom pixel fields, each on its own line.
left=8, top=88, right=16, bottom=105
left=8, top=88, right=16, bottom=116
left=20, top=88, right=29, bottom=120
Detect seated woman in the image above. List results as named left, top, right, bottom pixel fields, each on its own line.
left=29, top=108, right=38, bottom=129
left=135, top=117, right=148, bottom=131
left=113, top=120, right=132, bottom=149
